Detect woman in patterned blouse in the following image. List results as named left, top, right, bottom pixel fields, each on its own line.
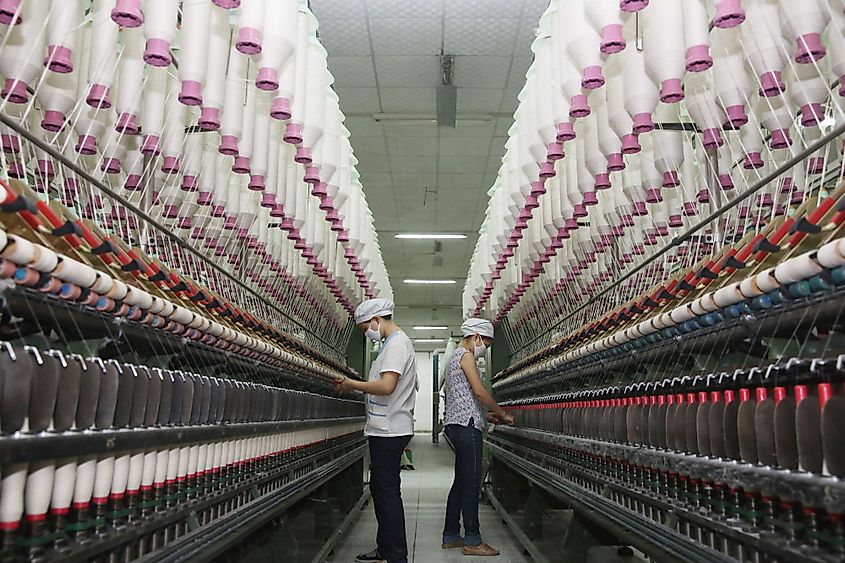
left=441, top=318, right=514, bottom=557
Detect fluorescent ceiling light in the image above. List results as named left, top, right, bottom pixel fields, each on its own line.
left=413, top=326, right=449, bottom=331
left=404, top=279, right=456, bottom=285
left=395, top=233, right=467, bottom=240
left=414, top=338, right=445, bottom=343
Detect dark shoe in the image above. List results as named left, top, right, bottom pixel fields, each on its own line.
left=442, top=539, right=465, bottom=549
left=355, top=549, right=385, bottom=562
left=463, top=543, right=500, bottom=556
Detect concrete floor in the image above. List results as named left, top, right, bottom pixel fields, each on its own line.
left=329, top=434, right=531, bottom=563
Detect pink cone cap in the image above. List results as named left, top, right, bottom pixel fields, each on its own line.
left=685, top=44, right=712, bottom=72
left=44, top=45, right=73, bottom=73
left=236, top=26, right=262, bottom=55
left=557, top=121, right=576, bottom=141
left=256, top=67, right=279, bottom=91
left=144, top=38, right=171, bottom=67
left=660, top=78, right=684, bottom=103
left=41, top=110, right=66, bottom=132
left=607, top=153, right=625, bottom=171
left=219, top=134, right=238, bottom=155
left=179, top=80, right=203, bottom=106
left=199, top=107, right=221, bottom=131
left=570, top=94, right=590, bottom=118
left=161, top=156, right=180, bottom=174
left=795, top=33, right=825, bottom=64
left=714, top=0, right=744, bottom=28
left=111, top=0, right=143, bottom=27
left=632, top=112, right=654, bottom=134
left=600, top=24, right=625, bottom=54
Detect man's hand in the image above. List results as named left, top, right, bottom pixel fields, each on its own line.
left=335, top=376, right=356, bottom=394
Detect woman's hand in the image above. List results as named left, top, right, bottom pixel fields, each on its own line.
left=502, top=413, right=515, bottom=425
left=335, top=376, right=356, bottom=394
left=486, top=412, right=501, bottom=423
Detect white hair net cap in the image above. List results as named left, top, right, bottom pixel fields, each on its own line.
left=354, top=298, right=395, bottom=324
left=461, top=318, right=494, bottom=339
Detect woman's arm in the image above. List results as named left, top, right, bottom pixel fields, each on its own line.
left=459, top=353, right=513, bottom=423
left=336, top=372, right=399, bottom=396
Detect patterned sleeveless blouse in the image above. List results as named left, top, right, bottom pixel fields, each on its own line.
left=444, top=347, right=484, bottom=431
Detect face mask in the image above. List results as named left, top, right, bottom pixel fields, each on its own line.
left=473, top=336, right=487, bottom=359
left=365, top=319, right=382, bottom=342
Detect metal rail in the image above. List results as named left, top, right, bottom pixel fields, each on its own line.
left=150, top=442, right=367, bottom=562
left=0, top=112, right=346, bottom=361
left=487, top=439, right=734, bottom=563
left=513, top=119, right=845, bottom=359
left=308, top=489, right=371, bottom=563
left=482, top=484, right=550, bottom=563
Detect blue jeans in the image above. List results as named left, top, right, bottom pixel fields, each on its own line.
left=369, top=435, right=412, bottom=563
left=443, top=421, right=483, bottom=546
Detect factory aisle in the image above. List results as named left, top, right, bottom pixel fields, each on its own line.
left=329, top=435, right=530, bottom=563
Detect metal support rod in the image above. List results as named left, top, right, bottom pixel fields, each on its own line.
left=0, top=112, right=345, bottom=360
left=516, top=119, right=845, bottom=357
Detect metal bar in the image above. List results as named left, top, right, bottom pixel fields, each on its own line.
left=483, top=484, right=550, bottom=563
left=515, top=119, right=845, bottom=356
left=0, top=112, right=345, bottom=361
left=308, top=489, right=371, bottom=563
left=60, top=438, right=366, bottom=563
left=0, top=417, right=365, bottom=464
left=487, top=440, right=732, bottom=563
left=152, top=444, right=367, bottom=562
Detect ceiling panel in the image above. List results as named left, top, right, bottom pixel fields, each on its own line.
left=382, top=124, right=439, bottom=137
left=514, top=18, right=541, bottom=52
left=328, top=57, right=377, bottom=87
left=311, top=0, right=367, bottom=19
left=444, top=18, right=519, bottom=56
left=456, top=88, right=504, bottom=113
left=358, top=172, right=393, bottom=186
left=344, top=116, right=384, bottom=137
left=500, top=89, right=521, bottom=112
left=374, top=56, right=442, bottom=88
left=390, top=155, right=438, bottom=175
left=523, top=0, right=552, bottom=21
left=439, top=136, right=491, bottom=157
left=437, top=173, right=485, bottom=189
left=367, top=0, right=445, bottom=18
left=317, top=19, right=372, bottom=56
left=333, top=87, right=381, bottom=113
left=369, top=18, right=443, bottom=55
left=352, top=135, right=389, bottom=156
left=387, top=137, right=439, bottom=156
left=380, top=87, right=437, bottom=113
left=438, top=121, right=497, bottom=138
left=439, top=156, right=488, bottom=175
left=390, top=173, right=439, bottom=188
left=452, top=56, right=512, bottom=88
left=508, top=57, right=533, bottom=87
left=445, top=0, right=526, bottom=19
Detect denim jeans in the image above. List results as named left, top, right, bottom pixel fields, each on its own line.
left=442, top=420, right=483, bottom=546
left=369, top=435, right=412, bottom=563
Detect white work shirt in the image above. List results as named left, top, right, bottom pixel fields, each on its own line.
left=365, top=330, right=416, bottom=437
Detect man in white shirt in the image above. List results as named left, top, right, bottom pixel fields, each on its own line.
left=336, top=298, right=417, bottom=563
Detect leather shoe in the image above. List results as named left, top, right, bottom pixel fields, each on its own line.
left=463, top=543, right=500, bottom=556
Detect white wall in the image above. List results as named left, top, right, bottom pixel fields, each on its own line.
left=414, top=351, right=434, bottom=432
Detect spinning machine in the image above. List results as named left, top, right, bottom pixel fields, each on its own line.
left=0, top=0, right=392, bottom=561
left=464, top=0, right=845, bottom=561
